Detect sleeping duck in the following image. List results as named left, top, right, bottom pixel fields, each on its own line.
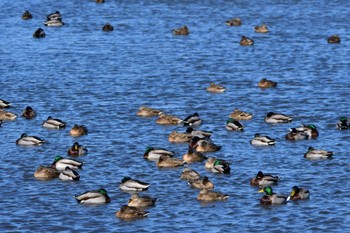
left=144, top=146, right=175, bottom=161
left=250, top=133, right=276, bottom=146
left=16, top=133, right=45, bottom=146
left=336, top=117, right=349, bottom=130
left=42, top=116, right=66, bottom=129
left=168, top=131, right=194, bottom=143
left=255, top=23, right=269, bottom=33
left=74, top=188, right=110, bottom=204
left=157, top=155, right=186, bottom=168
left=250, top=171, right=280, bottom=186
left=197, top=189, right=229, bottom=202
left=22, top=106, right=36, bottom=119
left=304, top=146, right=333, bottom=160
left=229, top=108, right=253, bottom=120
left=137, top=106, right=162, bottom=117
left=116, top=205, right=148, bottom=220
left=70, top=124, right=88, bottom=137
left=127, top=193, right=157, bottom=208
left=239, top=36, right=254, bottom=46
left=180, top=168, right=201, bottom=181
left=51, top=156, right=83, bottom=171
left=264, top=112, right=292, bottom=123
left=119, top=177, right=150, bottom=192
left=258, top=78, right=277, bottom=88
left=226, top=118, right=244, bottom=131
left=206, top=83, right=226, bottom=93
left=172, top=26, right=189, bottom=35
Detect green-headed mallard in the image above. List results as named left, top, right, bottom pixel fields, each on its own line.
left=240, top=36, right=254, bottom=46
left=226, top=18, right=242, bottom=26
left=183, top=148, right=208, bottom=163
left=295, top=124, right=319, bottom=139
left=168, top=131, right=194, bottom=143
left=258, top=78, right=277, bottom=88
left=285, top=128, right=309, bottom=140
left=336, top=117, right=349, bottom=130
left=226, top=118, right=244, bottom=131
left=156, top=113, right=183, bottom=125
left=16, top=133, right=45, bottom=146
left=68, top=142, right=88, bottom=156
left=287, top=186, right=310, bottom=201
left=33, top=28, right=45, bottom=38
left=189, top=136, right=221, bottom=152
left=197, top=189, right=229, bottom=201
left=59, top=166, right=80, bottom=181
left=116, top=205, right=148, bottom=220
left=186, top=127, right=212, bottom=139
left=250, top=133, right=276, bottom=146
left=22, top=10, right=33, bottom=20
left=70, top=124, right=88, bottom=137
left=119, top=177, right=150, bottom=192
left=51, top=156, right=83, bottom=171
left=102, top=23, right=114, bottom=32
left=21, top=106, right=36, bottom=119
left=206, top=83, right=226, bottom=93
left=255, top=23, right=269, bottom=33
left=327, top=34, right=340, bottom=44
left=205, top=157, right=231, bottom=174
left=34, top=166, right=59, bottom=180
left=265, top=112, right=292, bottom=123
left=75, top=188, right=110, bottom=204
left=250, top=171, right=280, bottom=186
left=304, top=146, right=333, bottom=160
left=0, top=99, right=11, bottom=108
left=229, top=108, right=253, bottom=120
left=143, top=146, right=174, bottom=161
left=137, top=106, right=162, bottom=117
left=180, top=168, right=201, bottom=181
left=182, top=113, right=203, bottom=126
left=42, top=116, right=66, bottom=129
left=127, top=194, right=157, bottom=208
left=172, top=26, right=189, bottom=35
left=157, top=155, right=186, bottom=168
left=258, top=186, right=287, bottom=205
left=188, top=176, right=214, bottom=190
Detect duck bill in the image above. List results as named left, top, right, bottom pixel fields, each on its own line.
left=258, top=189, right=264, bottom=193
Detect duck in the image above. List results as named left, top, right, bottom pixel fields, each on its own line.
left=96, top=0, right=105, bottom=3
left=264, top=112, right=292, bottom=123
left=239, top=36, right=254, bottom=46
left=182, top=113, right=203, bottom=126
left=143, top=146, right=175, bottom=161
left=102, top=23, right=114, bottom=32
left=286, top=186, right=310, bottom=201
left=183, top=148, right=208, bottom=163
left=226, top=118, right=244, bottom=131
left=304, top=146, right=333, bottom=160
left=119, top=177, right=150, bottom=192
left=188, top=176, right=214, bottom=190
left=336, top=117, right=349, bottom=130
left=46, top=11, right=62, bottom=21
left=197, top=189, right=229, bottom=201
left=285, top=128, right=309, bottom=140
left=229, top=108, right=253, bottom=120
left=0, top=109, right=17, bottom=120
left=157, top=155, right=186, bottom=168
left=172, top=26, right=189, bottom=35
left=16, top=133, right=45, bottom=146
left=75, top=188, right=111, bottom=204
left=295, top=124, right=319, bottom=138
left=127, top=194, right=157, bottom=208
left=185, top=127, right=212, bottom=139
left=22, top=10, right=33, bottom=20
left=258, top=78, right=277, bottom=88
left=33, top=28, right=45, bottom=38
left=250, top=133, right=276, bottom=146
left=116, top=205, right=148, bottom=220
left=42, top=116, right=66, bottom=129
left=189, top=136, right=221, bottom=152
left=258, top=186, right=287, bottom=205
left=156, top=113, right=183, bottom=125
left=67, top=142, right=88, bottom=156
left=255, top=23, right=269, bottom=33
left=70, top=124, right=88, bottom=137
left=0, top=99, right=11, bottom=108
left=206, top=83, right=226, bottom=93
left=34, top=166, right=59, bottom=180
left=44, top=19, right=64, bottom=27
left=168, top=131, right=193, bottom=143
left=225, top=18, right=242, bottom=26
left=250, top=171, right=280, bottom=186
left=206, top=158, right=231, bottom=174
left=59, top=166, right=80, bottom=181
left=327, top=34, right=341, bottom=44
left=180, top=168, right=201, bottom=181
left=22, top=106, right=36, bottom=119
left=137, top=106, right=162, bottom=117
left=51, top=156, right=83, bottom=171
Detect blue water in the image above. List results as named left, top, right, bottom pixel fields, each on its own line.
left=1, top=0, right=350, bottom=232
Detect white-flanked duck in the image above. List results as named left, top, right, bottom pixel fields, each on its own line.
left=42, top=116, right=66, bottom=129
left=226, top=118, right=244, bottom=131
left=250, top=171, right=280, bottom=186
left=304, top=146, right=333, bottom=160
left=119, top=177, right=150, bottom=192
left=75, top=188, right=110, bottom=204
left=185, top=127, right=212, bottom=139
left=182, top=113, right=203, bottom=126
left=143, top=146, right=175, bottom=161
left=16, top=133, right=45, bottom=146
left=59, top=166, right=80, bottom=181
left=51, top=156, right=83, bottom=171
left=264, top=112, right=292, bottom=124
left=250, top=133, right=276, bottom=146
left=259, top=186, right=287, bottom=205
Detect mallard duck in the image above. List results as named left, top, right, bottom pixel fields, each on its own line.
left=67, top=142, right=88, bottom=156
left=102, top=23, right=114, bottom=32
left=128, top=194, right=157, bottom=208
left=172, top=26, right=189, bottom=35
left=168, top=131, right=193, bottom=143
left=336, top=117, right=349, bottom=130
left=183, top=148, right=208, bottom=163
left=51, top=156, right=83, bottom=171
left=197, top=189, right=229, bottom=201
left=156, top=113, right=183, bottom=125
left=0, top=99, right=11, bottom=108
left=157, top=155, right=186, bottom=168
left=286, top=186, right=310, bottom=201
left=285, top=128, right=309, bottom=140
left=206, top=83, right=226, bottom=93
left=119, top=177, right=150, bottom=192
left=116, top=205, right=148, bottom=220
left=137, top=106, right=162, bottom=117
left=22, top=10, right=33, bottom=20
left=189, top=136, right=221, bottom=152
left=209, top=159, right=231, bottom=174
left=182, top=113, right=203, bottom=126
left=259, top=186, right=287, bottom=205
left=250, top=133, right=276, bottom=146
left=143, top=146, right=174, bottom=161
left=258, top=78, right=277, bottom=88
left=226, top=118, right=244, bottom=131
left=265, top=112, right=292, bottom=123
left=75, top=188, right=110, bottom=204
left=250, top=171, right=280, bottom=186
left=240, top=36, right=254, bottom=46
left=22, top=106, right=36, bottom=119
left=180, top=168, right=201, bottom=181
left=44, top=19, right=64, bottom=27
left=0, top=109, right=17, bottom=120
left=255, top=23, right=269, bottom=33
left=229, top=108, right=253, bottom=120
left=59, top=166, right=80, bottom=181
left=42, top=116, right=66, bottom=129
left=46, top=11, right=61, bottom=21
left=96, top=0, right=105, bottom=3
left=304, top=146, right=333, bottom=160
left=16, top=133, right=45, bottom=146
left=188, top=176, right=214, bottom=190
left=186, top=127, right=212, bottom=139
left=33, top=28, right=45, bottom=38
left=70, top=124, right=88, bottom=137
left=225, top=18, right=242, bottom=26
left=34, top=166, right=59, bottom=180
left=327, top=34, right=341, bottom=44
left=295, top=124, right=319, bottom=139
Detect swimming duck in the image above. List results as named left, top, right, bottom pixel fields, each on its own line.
left=168, top=131, right=193, bottom=143
left=255, top=23, right=269, bottom=33
left=226, top=118, right=244, bottom=131
left=265, top=112, right=292, bottom=124
left=67, top=142, right=88, bottom=156
left=116, top=205, right=148, bottom=220
left=51, top=156, right=83, bottom=171
left=250, top=171, right=280, bottom=186
left=119, top=177, right=150, bottom=192
left=156, top=113, right=183, bottom=125
left=75, top=188, right=111, bottom=204
left=186, top=127, right=212, bottom=139
left=44, top=19, right=64, bottom=27
left=0, top=99, right=11, bottom=108
left=0, top=109, right=17, bottom=120
left=336, top=117, right=349, bottom=130
left=188, top=176, right=214, bottom=190
left=157, top=155, right=186, bottom=168
left=96, top=0, right=105, bottom=3
left=295, top=124, right=319, bottom=139
left=22, top=106, right=36, bottom=119
left=229, top=108, right=253, bottom=120
left=209, top=158, right=231, bottom=174
left=33, top=28, right=46, bottom=38
left=258, top=186, right=287, bottom=205
left=197, top=189, right=229, bottom=202
left=182, top=113, right=203, bottom=126
left=42, top=116, right=66, bottom=129
left=34, top=166, right=59, bottom=180
left=327, top=34, right=341, bottom=44
left=59, top=166, right=80, bottom=181
left=304, top=146, right=333, bottom=160
left=250, top=133, right=276, bottom=146
left=143, top=146, right=175, bottom=161
left=286, top=186, right=310, bottom=201
left=225, top=18, right=242, bottom=26
left=22, top=10, right=33, bottom=20
left=189, top=136, right=221, bottom=152
left=127, top=194, right=157, bottom=208
left=172, top=26, right=189, bottom=35
left=180, top=168, right=201, bottom=181
left=102, top=23, right=114, bottom=32
left=137, top=106, right=162, bottom=117
left=240, top=36, right=254, bottom=46
left=206, top=83, right=226, bottom=93
left=16, top=133, right=45, bottom=146
left=258, top=78, right=277, bottom=88
left=183, top=148, right=208, bottom=163
left=46, top=11, right=62, bottom=21
left=70, top=124, right=88, bottom=137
